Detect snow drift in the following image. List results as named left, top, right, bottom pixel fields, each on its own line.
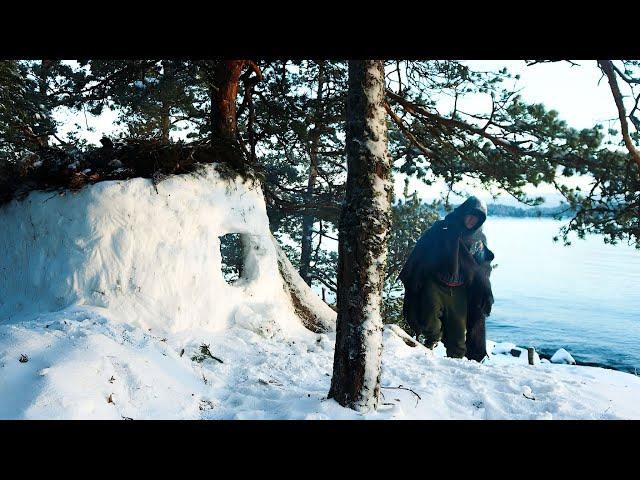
left=0, top=164, right=335, bottom=334
left=2, top=164, right=640, bottom=420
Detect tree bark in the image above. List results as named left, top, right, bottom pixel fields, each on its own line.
left=300, top=61, right=325, bottom=285
left=210, top=60, right=262, bottom=143
left=328, top=60, right=392, bottom=412
left=160, top=102, right=170, bottom=144
left=159, top=61, right=172, bottom=144
left=210, top=61, right=246, bottom=141
left=38, top=60, right=53, bottom=148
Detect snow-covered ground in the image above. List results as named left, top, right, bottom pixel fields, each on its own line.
left=1, top=165, right=639, bottom=420
left=2, top=309, right=639, bottom=419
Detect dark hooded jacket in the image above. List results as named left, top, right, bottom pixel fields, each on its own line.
left=398, top=197, right=495, bottom=351
left=464, top=228, right=494, bottom=361
left=399, top=196, right=492, bottom=290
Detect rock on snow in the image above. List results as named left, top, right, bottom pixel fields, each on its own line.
left=551, top=348, right=577, bottom=365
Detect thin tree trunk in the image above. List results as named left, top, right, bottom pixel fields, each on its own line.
left=159, top=61, right=172, bottom=144
left=160, top=102, right=170, bottom=144
left=328, top=60, right=392, bottom=412
left=300, top=61, right=325, bottom=285
left=38, top=60, right=52, bottom=147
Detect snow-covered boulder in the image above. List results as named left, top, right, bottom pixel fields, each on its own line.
left=0, top=165, right=335, bottom=335
left=492, top=342, right=518, bottom=355
left=550, top=348, right=576, bottom=365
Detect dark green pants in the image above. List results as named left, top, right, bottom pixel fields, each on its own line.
left=420, top=276, right=468, bottom=358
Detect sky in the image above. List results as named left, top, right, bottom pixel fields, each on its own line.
left=54, top=60, right=629, bottom=207
left=465, top=61, right=620, bottom=129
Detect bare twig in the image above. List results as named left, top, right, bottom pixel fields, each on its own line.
left=481, top=93, right=496, bottom=133
left=381, top=385, right=422, bottom=407
left=384, top=102, right=437, bottom=159
left=611, top=62, right=640, bottom=85
left=310, top=274, right=338, bottom=293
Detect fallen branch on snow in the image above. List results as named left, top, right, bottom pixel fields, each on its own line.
left=381, top=385, right=422, bottom=407
left=191, top=344, right=224, bottom=364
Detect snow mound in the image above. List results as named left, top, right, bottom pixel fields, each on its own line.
left=1, top=165, right=638, bottom=419
left=233, top=304, right=281, bottom=339
left=551, top=348, right=576, bottom=365
left=0, top=164, right=333, bottom=335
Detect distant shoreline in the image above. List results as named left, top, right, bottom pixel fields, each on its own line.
left=441, top=203, right=575, bottom=219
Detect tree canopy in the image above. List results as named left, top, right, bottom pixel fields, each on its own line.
left=1, top=59, right=637, bottom=283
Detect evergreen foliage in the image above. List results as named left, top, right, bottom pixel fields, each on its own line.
left=1, top=59, right=638, bottom=315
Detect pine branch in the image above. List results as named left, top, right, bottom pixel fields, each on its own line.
left=599, top=60, right=640, bottom=169
left=386, top=89, right=527, bottom=157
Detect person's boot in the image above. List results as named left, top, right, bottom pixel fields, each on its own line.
left=425, top=337, right=439, bottom=350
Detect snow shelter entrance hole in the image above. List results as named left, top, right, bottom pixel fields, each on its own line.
left=220, top=233, right=244, bottom=284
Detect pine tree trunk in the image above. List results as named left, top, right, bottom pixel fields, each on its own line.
left=247, top=84, right=257, bottom=164
left=299, top=62, right=325, bottom=286
left=210, top=60, right=245, bottom=141
left=160, top=102, right=170, bottom=144
left=38, top=60, right=52, bottom=148
left=328, top=60, right=392, bottom=412
left=160, top=61, right=172, bottom=144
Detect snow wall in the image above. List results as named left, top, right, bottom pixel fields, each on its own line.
left=0, top=164, right=336, bottom=334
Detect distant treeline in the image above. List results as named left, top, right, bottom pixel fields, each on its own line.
left=438, top=203, right=574, bottom=219
left=487, top=203, right=574, bottom=218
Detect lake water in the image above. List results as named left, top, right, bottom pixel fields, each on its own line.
left=482, top=218, right=640, bottom=373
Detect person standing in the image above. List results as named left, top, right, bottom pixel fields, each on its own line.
left=398, top=196, right=494, bottom=359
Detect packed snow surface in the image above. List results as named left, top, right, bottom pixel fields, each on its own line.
left=2, top=312, right=639, bottom=419
left=1, top=165, right=639, bottom=419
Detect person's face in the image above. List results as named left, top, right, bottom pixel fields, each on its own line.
left=464, top=214, right=479, bottom=230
